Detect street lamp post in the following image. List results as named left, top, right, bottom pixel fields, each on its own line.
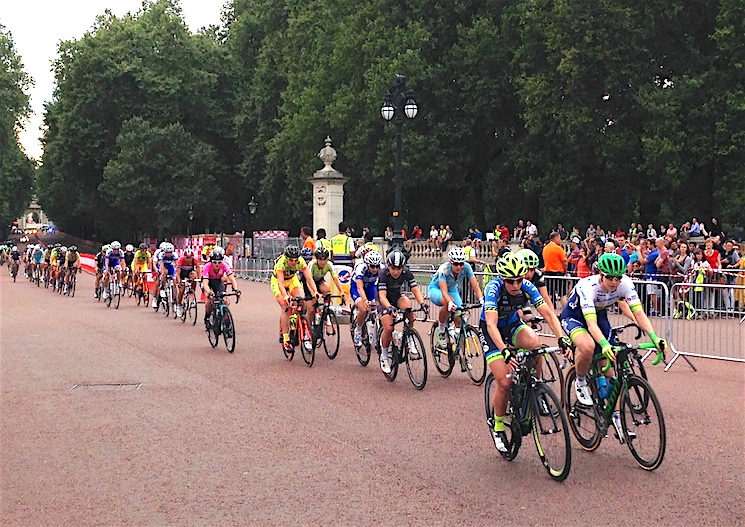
left=381, top=74, right=418, bottom=257
left=244, top=196, right=258, bottom=258
left=187, top=205, right=194, bottom=241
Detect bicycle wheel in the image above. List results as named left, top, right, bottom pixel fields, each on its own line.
left=222, top=308, right=236, bottom=353
left=186, top=294, right=198, bottom=326
left=162, top=292, right=170, bottom=316
left=540, top=351, right=565, bottom=402
left=532, top=383, right=571, bottom=482
left=355, top=321, right=371, bottom=367
left=484, top=373, right=521, bottom=461
left=320, top=311, right=340, bottom=359
left=299, top=317, right=315, bottom=366
left=430, top=322, right=455, bottom=377
left=70, top=276, right=76, bottom=297
left=463, top=325, right=487, bottom=385
left=563, top=366, right=603, bottom=452
left=405, top=329, right=427, bottom=390
left=621, top=375, right=666, bottom=470
left=207, top=312, right=220, bottom=348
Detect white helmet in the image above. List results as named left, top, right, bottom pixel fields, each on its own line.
left=12, top=246, right=18, bottom=251
left=125, top=244, right=134, bottom=252
left=211, top=246, right=225, bottom=261
left=111, top=241, right=121, bottom=250
left=164, top=243, right=174, bottom=252
left=448, top=246, right=467, bottom=264
left=363, top=250, right=382, bottom=267
left=35, top=244, right=42, bottom=250
left=184, top=247, right=194, bottom=256
left=60, top=246, right=67, bottom=252
left=159, top=242, right=167, bottom=249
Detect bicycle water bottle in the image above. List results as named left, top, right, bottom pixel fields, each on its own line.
left=392, top=330, right=403, bottom=349
left=289, top=313, right=297, bottom=331
left=596, top=375, right=610, bottom=400
left=366, top=320, right=376, bottom=345
left=314, top=310, right=322, bottom=326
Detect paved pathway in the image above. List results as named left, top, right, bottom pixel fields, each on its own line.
left=1, top=272, right=743, bottom=526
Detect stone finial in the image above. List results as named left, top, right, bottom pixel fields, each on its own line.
left=318, top=135, right=337, bottom=168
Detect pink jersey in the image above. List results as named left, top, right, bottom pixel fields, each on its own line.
left=202, top=261, right=232, bottom=280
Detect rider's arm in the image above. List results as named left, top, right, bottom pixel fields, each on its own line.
left=378, top=288, right=391, bottom=310
left=301, top=266, right=318, bottom=296
left=538, top=285, right=552, bottom=306
left=228, top=272, right=239, bottom=291
left=276, top=269, right=289, bottom=298
left=411, top=284, right=425, bottom=305
left=356, top=278, right=367, bottom=302
left=617, top=299, right=636, bottom=322
left=535, top=302, right=566, bottom=339
left=485, top=310, right=508, bottom=353
left=438, top=278, right=453, bottom=305
left=468, top=276, right=484, bottom=302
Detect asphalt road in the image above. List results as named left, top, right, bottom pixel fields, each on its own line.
left=1, top=271, right=743, bottom=526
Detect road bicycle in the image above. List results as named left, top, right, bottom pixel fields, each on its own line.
left=32, top=263, right=41, bottom=287
left=350, top=300, right=380, bottom=367
left=133, top=272, right=150, bottom=307
left=122, top=267, right=134, bottom=298
left=311, top=294, right=342, bottom=360
left=485, top=345, right=571, bottom=482
left=563, top=333, right=666, bottom=470
left=10, top=260, right=18, bottom=282
left=522, top=313, right=567, bottom=397
left=155, top=276, right=177, bottom=318
left=180, top=278, right=198, bottom=325
left=105, top=272, right=122, bottom=309
left=429, top=303, right=487, bottom=385
left=206, top=290, right=240, bottom=353
left=44, top=264, right=51, bottom=288
left=283, top=296, right=315, bottom=365
left=382, top=306, right=428, bottom=390
left=63, top=268, right=78, bottom=297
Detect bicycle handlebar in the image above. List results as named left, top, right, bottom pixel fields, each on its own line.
left=505, top=346, right=563, bottom=378
left=611, top=322, right=644, bottom=341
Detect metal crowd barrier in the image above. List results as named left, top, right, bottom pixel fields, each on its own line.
left=234, top=257, right=274, bottom=282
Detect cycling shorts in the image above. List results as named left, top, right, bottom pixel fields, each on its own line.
left=480, top=319, right=529, bottom=364
left=350, top=281, right=377, bottom=303
left=179, top=268, right=194, bottom=281
left=428, top=283, right=463, bottom=308
left=560, top=310, right=613, bottom=343
left=162, top=263, right=175, bottom=277
left=207, top=278, right=224, bottom=296
left=270, top=275, right=302, bottom=298
left=134, top=262, right=150, bottom=274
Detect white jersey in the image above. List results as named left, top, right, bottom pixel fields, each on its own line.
left=565, top=274, right=641, bottom=319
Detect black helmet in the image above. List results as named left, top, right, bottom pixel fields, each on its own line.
left=315, top=247, right=330, bottom=259
left=284, top=244, right=300, bottom=259
left=386, top=250, right=406, bottom=267
left=139, top=243, right=148, bottom=250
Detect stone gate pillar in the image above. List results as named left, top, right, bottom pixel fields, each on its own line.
left=310, top=136, right=348, bottom=236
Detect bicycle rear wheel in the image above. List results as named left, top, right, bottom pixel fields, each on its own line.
left=222, top=308, right=236, bottom=353
left=355, top=323, right=371, bottom=367
left=405, top=329, right=427, bottom=390
left=430, top=322, right=455, bottom=377
left=532, top=383, right=571, bottom=482
left=484, top=373, right=520, bottom=461
left=621, top=375, right=666, bottom=470
left=70, top=276, right=76, bottom=297
left=564, top=366, right=603, bottom=452
left=321, top=311, right=340, bottom=360
left=186, top=294, right=197, bottom=326
left=300, top=317, right=315, bottom=366
left=463, top=325, right=486, bottom=385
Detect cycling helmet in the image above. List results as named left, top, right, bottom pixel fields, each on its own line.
left=515, top=248, right=540, bottom=269
left=12, top=246, right=18, bottom=251
left=184, top=247, right=194, bottom=256
left=284, top=244, right=300, bottom=259
left=69, top=245, right=77, bottom=252
left=35, top=244, right=42, bottom=250
left=211, top=246, right=225, bottom=262
left=363, top=250, right=383, bottom=267
left=386, top=250, right=406, bottom=267
left=163, top=243, right=174, bottom=253
left=102, top=244, right=111, bottom=252
left=139, top=243, right=148, bottom=250
left=314, top=247, right=330, bottom=260
left=111, top=241, right=121, bottom=250
left=60, top=246, right=67, bottom=253
left=497, top=252, right=527, bottom=279
left=159, top=242, right=167, bottom=249
left=597, top=253, right=626, bottom=276
left=125, top=244, right=134, bottom=252
left=447, top=246, right=467, bottom=264
left=300, top=247, right=314, bottom=261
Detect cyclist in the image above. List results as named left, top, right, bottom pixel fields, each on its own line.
left=482, top=252, right=570, bottom=453
left=30, top=244, right=44, bottom=279
left=271, top=245, right=319, bottom=353
left=64, top=245, right=81, bottom=291
left=131, top=243, right=152, bottom=295
left=378, top=250, right=428, bottom=374
left=54, top=246, right=67, bottom=288
left=428, top=246, right=484, bottom=351
left=201, top=246, right=240, bottom=328
left=351, top=250, right=383, bottom=347
left=175, top=247, right=200, bottom=317
left=152, top=243, right=178, bottom=309
left=559, top=252, right=666, bottom=436
left=94, top=244, right=109, bottom=298
left=42, top=243, right=52, bottom=283
left=103, top=242, right=126, bottom=299
left=9, top=245, right=21, bottom=277
left=122, top=244, right=136, bottom=289
left=151, top=242, right=167, bottom=305
left=515, top=248, right=552, bottom=319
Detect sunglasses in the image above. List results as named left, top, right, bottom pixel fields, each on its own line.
left=504, top=277, right=524, bottom=285
left=603, top=274, right=623, bottom=282
left=369, top=264, right=380, bottom=269
left=451, top=262, right=465, bottom=267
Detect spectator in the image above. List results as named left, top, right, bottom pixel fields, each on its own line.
left=384, top=226, right=394, bottom=242
left=646, top=223, right=658, bottom=239
left=689, top=218, right=703, bottom=238
left=636, top=223, right=645, bottom=240
left=316, top=228, right=332, bottom=253
left=439, top=225, right=448, bottom=250
left=473, top=227, right=483, bottom=249
left=427, top=225, right=439, bottom=252
left=542, top=232, right=568, bottom=307
left=680, top=221, right=691, bottom=241
left=571, top=226, right=582, bottom=239
left=567, top=236, right=581, bottom=273
left=499, top=224, right=510, bottom=240
left=691, top=249, right=713, bottom=314
left=525, top=221, right=538, bottom=237
left=462, top=238, right=486, bottom=266
left=604, top=240, right=616, bottom=253
left=671, top=242, right=693, bottom=301
left=666, top=223, right=678, bottom=239
left=586, top=223, right=597, bottom=239
left=405, top=225, right=423, bottom=251
left=615, top=227, right=627, bottom=239
left=576, top=246, right=592, bottom=278
left=497, top=238, right=511, bottom=258
left=628, top=222, right=638, bottom=240
left=709, top=217, right=724, bottom=239
left=441, top=225, right=453, bottom=252
left=513, top=220, right=525, bottom=241
left=556, top=223, right=568, bottom=241
left=637, top=238, right=664, bottom=316
left=721, top=239, right=740, bottom=313
left=596, top=225, right=606, bottom=242
left=300, top=226, right=316, bottom=252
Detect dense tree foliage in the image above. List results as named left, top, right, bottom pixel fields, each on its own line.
left=38, top=0, right=744, bottom=241
left=0, top=24, right=35, bottom=230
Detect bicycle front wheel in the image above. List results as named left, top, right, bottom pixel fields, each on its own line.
left=207, top=313, right=220, bottom=348
left=430, top=322, right=455, bottom=377
left=321, top=311, right=340, bottom=360
left=532, top=384, right=571, bottom=482
left=70, top=276, right=76, bottom=297
left=405, top=329, right=427, bottom=390
left=187, top=295, right=198, bottom=326
left=222, top=308, right=236, bottom=353
left=564, top=366, right=603, bottom=452
left=299, top=318, right=314, bottom=366
left=463, top=325, right=486, bottom=385
left=621, top=375, right=666, bottom=470
left=484, top=373, right=520, bottom=461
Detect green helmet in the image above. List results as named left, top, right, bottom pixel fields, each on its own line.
left=497, top=252, right=527, bottom=279
left=515, top=248, right=539, bottom=269
left=597, top=253, right=626, bottom=276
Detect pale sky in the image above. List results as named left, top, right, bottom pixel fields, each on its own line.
left=2, top=0, right=227, bottom=160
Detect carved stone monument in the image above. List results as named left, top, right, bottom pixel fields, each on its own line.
left=310, top=136, right=347, bottom=236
